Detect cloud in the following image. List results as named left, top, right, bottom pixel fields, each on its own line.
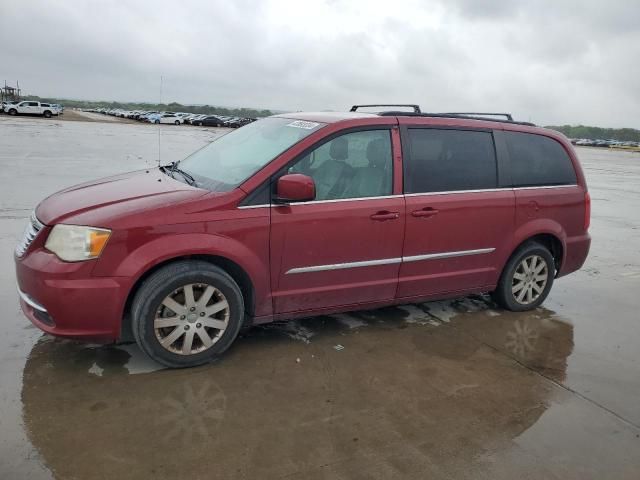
left=1, top=0, right=638, bottom=127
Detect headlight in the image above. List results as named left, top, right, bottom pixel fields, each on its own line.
left=45, top=225, right=111, bottom=262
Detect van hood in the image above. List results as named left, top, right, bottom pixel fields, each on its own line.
left=36, top=169, right=207, bottom=226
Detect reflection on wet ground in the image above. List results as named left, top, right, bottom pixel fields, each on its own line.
left=23, top=298, right=583, bottom=479
left=1, top=118, right=640, bottom=479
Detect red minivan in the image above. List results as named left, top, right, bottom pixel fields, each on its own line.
left=15, top=105, right=591, bottom=367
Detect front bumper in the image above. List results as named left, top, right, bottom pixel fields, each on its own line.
left=15, top=247, right=130, bottom=343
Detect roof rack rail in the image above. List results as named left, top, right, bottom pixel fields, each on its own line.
left=439, top=112, right=513, bottom=121
left=376, top=111, right=535, bottom=126
left=350, top=104, right=421, bottom=113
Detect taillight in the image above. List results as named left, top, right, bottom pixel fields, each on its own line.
left=584, top=191, right=591, bottom=231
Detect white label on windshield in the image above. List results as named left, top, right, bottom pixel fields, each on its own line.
left=286, top=120, right=320, bottom=130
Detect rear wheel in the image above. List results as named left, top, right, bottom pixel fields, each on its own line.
left=492, top=242, right=554, bottom=311
left=154, top=119, right=160, bottom=124
left=174, top=120, right=180, bottom=125
left=132, top=261, right=245, bottom=368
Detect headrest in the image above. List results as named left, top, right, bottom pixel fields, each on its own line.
left=367, top=138, right=389, bottom=168
left=330, top=137, right=348, bottom=161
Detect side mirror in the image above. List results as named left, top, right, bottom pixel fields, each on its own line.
left=274, top=174, right=316, bottom=204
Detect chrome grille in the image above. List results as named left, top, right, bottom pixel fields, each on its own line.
left=15, top=212, right=44, bottom=257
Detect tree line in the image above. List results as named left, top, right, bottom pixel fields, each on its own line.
left=22, top=96, right=273, bottom=118
left=546, top=124, right=640, bottom=142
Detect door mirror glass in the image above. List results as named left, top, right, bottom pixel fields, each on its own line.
left=275, top=174, right=316, bottom=203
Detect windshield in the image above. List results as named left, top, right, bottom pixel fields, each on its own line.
left=179, top=117, right=325, bottom=191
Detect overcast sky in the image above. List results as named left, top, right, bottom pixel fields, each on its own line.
left=2, top=0, right=639, bottom=127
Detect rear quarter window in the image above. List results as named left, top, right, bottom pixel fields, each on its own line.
left=504, top=131, right=577, bottom=187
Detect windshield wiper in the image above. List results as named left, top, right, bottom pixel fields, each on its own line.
left=162, top=161, right=197, bottom=186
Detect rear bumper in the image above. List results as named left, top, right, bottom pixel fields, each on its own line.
left=558, top=233, right=591, bottom=277
left=15, top=248, right=130, bottom=343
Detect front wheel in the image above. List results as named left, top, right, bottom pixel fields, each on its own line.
left=492, top=242, right=555, bottom=311
left=8, top=108, right=17, bottom=115
left=154, top=120, right=160, bottom=124
left=174, top=120, right=180, bottom=125
left=43, top=110, right=52, bottom=118
left=132, top=261, right=244, bottom=368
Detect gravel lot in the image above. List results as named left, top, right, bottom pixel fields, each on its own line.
left=1, top=115, right=639, bottom=479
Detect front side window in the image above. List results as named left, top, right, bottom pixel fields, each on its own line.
left=404, top=128, right=497, bottom=193
left=289, top=129, right=393, bottom=201
left=179, top=117, right=325, bottom=192
left=504, top=131, right=577, bottom=187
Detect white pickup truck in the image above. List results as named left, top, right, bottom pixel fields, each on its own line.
left=5, top=101, right=57, bottom=118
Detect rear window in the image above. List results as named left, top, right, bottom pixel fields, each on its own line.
left=504, top=131, right=577, bottom=187
left=404, top=129, right=497, bottom=193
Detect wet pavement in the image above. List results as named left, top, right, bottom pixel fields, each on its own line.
left=1, top=116, right=639, bottom=479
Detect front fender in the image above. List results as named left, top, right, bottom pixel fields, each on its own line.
left=94, top=232, right=271, bottom=317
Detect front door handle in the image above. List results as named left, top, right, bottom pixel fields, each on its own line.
left=411, top=207, right=439, bottom=218
left=370, top=211, right=400, bottom=221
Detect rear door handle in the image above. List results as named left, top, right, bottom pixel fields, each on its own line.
left=411, top=207, right=439, bottom=218
left=370, top=211, right=400, bottom=221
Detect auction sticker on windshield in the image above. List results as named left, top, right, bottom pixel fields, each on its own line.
left=286, top=120, right=320, bottom=129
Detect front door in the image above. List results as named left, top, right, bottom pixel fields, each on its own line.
left=397, top=126, right=515, bottom=298
left=270, top=128, right=405, bottom=314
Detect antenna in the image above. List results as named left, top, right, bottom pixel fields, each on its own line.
left=157, top=75, right=163, bottom=166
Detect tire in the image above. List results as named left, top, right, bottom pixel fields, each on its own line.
left=174, top=120, right=180, bottom=125
left=43, top=110, right=52, bottom=118
left=491, top=241, right=555, bottom=312
left=197, top=122, right=203, bottom=126
left=154, top=120, right=160, bottom=124
left=8, top=108, right=17, bottom=115
left=132, top=261, right=245, bottom=368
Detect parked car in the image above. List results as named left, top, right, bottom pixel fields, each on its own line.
left=185, top=114, right=207, bottom=125
left=225, top=117, right=255, bottom=128
left=14, top=105, right=591, bottom=368
left=5, top=101, right=57, bottom=118
left=193, top=115, right=225, bottom=127
left=140, top=112, right=160, bottom=122
left=133, top=111, right=152, bottom=120
left=1, top=101, right=18, bottom=113
left=144, top=113, right=179, bottom=124
left=154, top=114, right=182, bottom=125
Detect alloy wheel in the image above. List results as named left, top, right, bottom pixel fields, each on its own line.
left=154, top=283, right=230, bottom=355
left=511, top=255, right=549, bottom=305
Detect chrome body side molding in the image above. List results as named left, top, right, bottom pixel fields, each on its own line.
left=17, top=287, right=48, bottom=312
left=402, top=248, right=495, bottom=263
left=285, top=248, right=495, bottom=274
left=286, top=257, right=402, bottom=275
